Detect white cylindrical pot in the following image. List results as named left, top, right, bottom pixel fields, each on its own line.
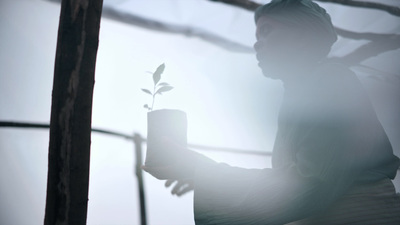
left=145, top=109, right=187, bottom=167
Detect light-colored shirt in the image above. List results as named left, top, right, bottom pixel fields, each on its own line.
left=193, top=63, right=400, bottom=225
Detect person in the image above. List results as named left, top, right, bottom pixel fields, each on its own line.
left=143, top=0, right=400, bottom=224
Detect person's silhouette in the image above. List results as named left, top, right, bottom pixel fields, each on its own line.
left=143, top=0, right=400, bottom=224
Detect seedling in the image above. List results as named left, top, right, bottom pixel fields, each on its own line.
left=141, top=63, right=174, bottom=111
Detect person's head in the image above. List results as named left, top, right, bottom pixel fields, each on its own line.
left=253, top=0, right=337, bottom=81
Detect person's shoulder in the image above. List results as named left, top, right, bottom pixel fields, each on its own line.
left=312, top=62, right=371, bottom=114
left=312, top=62, right=363, bottom=92
left=313, top=62, right=356, bottom=82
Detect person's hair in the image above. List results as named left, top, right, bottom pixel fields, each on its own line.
left=255, top=0, right=337, bottom=58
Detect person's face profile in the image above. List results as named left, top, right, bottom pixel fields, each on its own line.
left=254, top=16, right=306, bottom=79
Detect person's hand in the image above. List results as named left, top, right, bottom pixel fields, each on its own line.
left=165, top=179, right=194, bottom=196
left=142, top=163, right=195, bottom=180
left=142, top=137, right=200, bottom=180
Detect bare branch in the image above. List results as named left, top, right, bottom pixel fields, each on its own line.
left=102, top=6, right=254, bottom=53
left=335, top=27, right=399, bottom=41
left=46, top=0, right=399, bottom=55
left=352, top=64, right=400, bottom=83
left=316, top=0, right=400, bottom=17
left=208, top=0, right=400, bottom=17
left=47, top=0, right=254, bottom=53
left=331, top=28, right=400, bottom=65
left=207, top=0, right=400, bottom=69
left=208, top=0, right=260, bottom=11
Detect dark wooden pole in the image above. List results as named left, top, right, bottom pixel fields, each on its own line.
left=44, top=0, right=103, bottom=224
left=133, top=134, right=147, bottom=225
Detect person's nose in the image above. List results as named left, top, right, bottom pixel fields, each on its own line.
left=253, top=41, right=263, bottom=52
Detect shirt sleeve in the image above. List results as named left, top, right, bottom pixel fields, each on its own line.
left=193, top=159, right=342, bottom=225
left=193, top=65, right=393, bottom=225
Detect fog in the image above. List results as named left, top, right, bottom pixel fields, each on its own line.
left=0, top=0, right=399, bottom=224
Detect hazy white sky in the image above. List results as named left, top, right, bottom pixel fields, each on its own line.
left=0, top=0, right=276, bottom=224
left=0, top=0, right=399, bottom=224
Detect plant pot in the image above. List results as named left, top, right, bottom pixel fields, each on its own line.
left=145, top=109, right=187, bottom=167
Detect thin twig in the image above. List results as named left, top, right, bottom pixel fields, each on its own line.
left=45, top=0, right=400, bottom=75
left=316, top=0, right=400, bottom=17
left=47, top=0, right=253, bottom=53
left=208, top=0, right=260, bottom=11
left=335, top=27, right=399, bottom=41
left=0, top=121, right=271, bottom=156
left=46, top=0, right=399, bottom=55
left=332, top=27, right=400, bottom=65
left=207, top=0, right=400, bottom=17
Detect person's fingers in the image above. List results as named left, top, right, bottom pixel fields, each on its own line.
left=165, top=179, right=175, bottom=187
left=171, top=180, right=194, bottom=196
left=176, top=182, right=194, bottom=196
left=171, top=180, right=185, bottom=195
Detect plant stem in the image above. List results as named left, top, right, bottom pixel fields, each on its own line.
left=151, top=85, right=156, bottom=111
left=151, top=95, right=155, bottom=111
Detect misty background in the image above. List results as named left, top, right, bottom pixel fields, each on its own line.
left=1, top=0, right=399, bottom=224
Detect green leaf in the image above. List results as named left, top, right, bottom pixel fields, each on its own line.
left=158, top=82, right=170, bottom=86
left=155, top=85, right=173, bottom=95
left=144, top=104, right=152, bottom=110
left=141, top=88, right=152, bottom=95
left=153, top=63, right=165, bottom=85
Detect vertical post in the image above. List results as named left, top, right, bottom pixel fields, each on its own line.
left=133, top=133, right=147, bottom=225
left=44, top=0, right=103, bottom=224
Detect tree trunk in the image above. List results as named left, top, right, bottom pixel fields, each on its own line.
left=44, top=0, right=103, bottom=224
